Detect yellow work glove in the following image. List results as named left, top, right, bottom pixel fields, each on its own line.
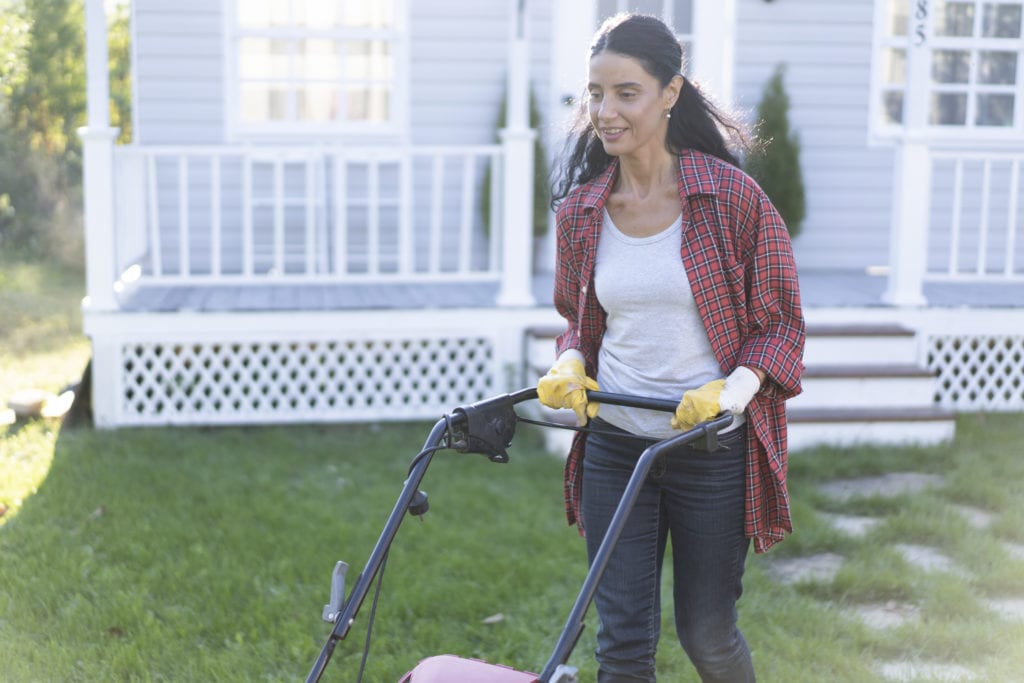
left=671, top=379, right=725, bottom=431
left=671, top=367, right=762, bottom=431
left=537, top=356, right=600, bottom=426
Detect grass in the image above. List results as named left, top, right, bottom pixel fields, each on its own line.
left=0, top=255, right=90, bottom=521
left=4, top=417, right=1023, bottom=682
left=2, top=255, right=1024, bottom=681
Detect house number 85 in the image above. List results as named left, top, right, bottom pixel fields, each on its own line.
left=914, top=0, right=929, bottom=46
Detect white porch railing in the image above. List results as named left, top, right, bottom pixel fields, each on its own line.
left=885, top=143, right=1024, bottom=305
left=111, top=144, right=505, bottom=287
left=928, top=148, right=1024, bottom=282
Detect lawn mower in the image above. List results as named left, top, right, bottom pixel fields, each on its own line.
left=305, top=387, right=733, bottom=683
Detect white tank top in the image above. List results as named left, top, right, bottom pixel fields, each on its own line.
left=595, top=209, right=723, bottom=439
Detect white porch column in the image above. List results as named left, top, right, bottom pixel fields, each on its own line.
left=80, top=0, right=119, bottom=312
left=882, top=135, right=931, bottom=306
left=882, top=1, right=932, bottom=306
left=497, top=0, right=537, bottom=307
left=691, top=0, right=737, bottom=105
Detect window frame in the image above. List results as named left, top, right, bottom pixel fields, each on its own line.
left=869, top=0, right=1024, bottom=143
left=598, top=0, right=695, bottom=70
left=222, top=0, right=410, bottom=143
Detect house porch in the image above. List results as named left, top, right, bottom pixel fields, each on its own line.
left=84, top=271, right=1024, bottom=439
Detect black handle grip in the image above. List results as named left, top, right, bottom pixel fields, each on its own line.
left=585, top=390, right=678, bottom=413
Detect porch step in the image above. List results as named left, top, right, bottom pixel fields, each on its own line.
left=521, top=322, right=956, bottom=452
left=802, top=323, right=918, bottom=366
left=787, top=407, right=956, bottom=450
left=791, top=364, right=937, bottom=410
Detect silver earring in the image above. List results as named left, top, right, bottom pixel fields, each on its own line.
left=665, top=111, right=671, bottom=119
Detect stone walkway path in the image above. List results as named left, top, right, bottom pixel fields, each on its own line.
left=760, top=471, right=1024, bottom=682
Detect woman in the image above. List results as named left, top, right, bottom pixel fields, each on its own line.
left=537, top=13, right=805, bottom=683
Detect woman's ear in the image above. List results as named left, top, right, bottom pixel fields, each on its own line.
left=663, top=74, right=684, bottom=111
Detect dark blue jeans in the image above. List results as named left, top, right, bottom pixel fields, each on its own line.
left=581, top=418, right=755, bottom=683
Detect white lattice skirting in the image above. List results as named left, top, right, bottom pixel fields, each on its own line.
left=85, top=307, right=564, bottom=428
left=926, top=334, right=1024, bottom=411
left=116, top=335, right=496, bottom=425
left=87, top=308, right=1024, bottom=427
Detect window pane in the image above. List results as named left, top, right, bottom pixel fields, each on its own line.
left=342, top=1, right=395, bottom=28
left=982, top=3, right=1023, bottom=37
left=931, top=92, right=968, bottom=124
left=935, top=1, right=975, bottom=36
left=976, top=93, right=1015, bottom=125
left=882, top=90, right=905, bottom=124
left=242, top=84, right=289, bottom=122
left=883, top=48, right=907, bottom=84
left=597, top=0, right=618, bottom=21
left=297, top=85, right=340, bottom=122
left=345, top=41, right=392, bottom=80
left=630, top=0, right=663, bottom=16
left=932, top=49, right=971, bottom=83
left=887, top=0, right=909, bottom=35
left=239, top=38, right=290, bottom=80
left=346, top=86, right=390, bottom=121
left=238, top=0, right=290, bottom=28
left=978, top=50, right=1018, bottom=83
left=294, top=0, right=341, bottom=28
left=672, top=0, right=693, bottom=34
left=295, top=39, right=341, bottom=80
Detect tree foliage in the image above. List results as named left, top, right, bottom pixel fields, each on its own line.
left=746, top=64, right=806, bottom=238
left=6, top=0, right=86, bottom=172
left=0, top=0, right=131, bottom=261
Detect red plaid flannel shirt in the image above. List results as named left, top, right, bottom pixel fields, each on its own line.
left=553, top=150, right=805, bottom=553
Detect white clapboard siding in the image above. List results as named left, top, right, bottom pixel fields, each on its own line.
left=133, top=1, right=223, bottom=144
left=734, top=0, right=896, bottom=271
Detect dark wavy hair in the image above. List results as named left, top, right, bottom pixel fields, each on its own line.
left=551, top=13, right=750, bottom=207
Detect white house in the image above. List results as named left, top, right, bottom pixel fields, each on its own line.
left=80, top=0, right=1024, bottom=449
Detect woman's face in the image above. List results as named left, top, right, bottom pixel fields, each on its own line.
left=587, top=50, right=677, bottom=160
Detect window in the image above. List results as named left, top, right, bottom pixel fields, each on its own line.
left=872, top=0, right=1023, bottom=135
left=597, top=0, right=694, bottom=68
left=227, top=0, right=405, bottom=138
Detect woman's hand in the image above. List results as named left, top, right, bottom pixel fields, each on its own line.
left=537, top=354, right=600, bottom=426
left=671, top=366, right=762, bottom=431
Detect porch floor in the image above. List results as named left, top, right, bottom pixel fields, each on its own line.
left=114, top=269, right=1024, bottom=313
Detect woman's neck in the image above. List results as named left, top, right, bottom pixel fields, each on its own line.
left=615, top=150, right=677, bottom=199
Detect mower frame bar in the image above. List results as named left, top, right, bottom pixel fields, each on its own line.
left=305, top=388, right=731, bottom=683
left=536, top=410, right=734, bottom=681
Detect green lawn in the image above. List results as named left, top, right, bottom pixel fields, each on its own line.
left=2, top=256, right=1023, bottom=681
left=3, top=413, right=1024, bottom=682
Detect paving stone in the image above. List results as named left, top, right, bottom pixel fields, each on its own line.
left=818, top=473, right=945, bottom=502
left=876, top=660, right=977, bottom=681
left=846, top=600, right=920, bottom=629
left=893, top=544, right=970, bottom=578
left=1003, top=542, right=1024, bottom=561
left=820, top=512, right=882, bottom=538
left=950, top=504, right=994, bottom=530
left=985, top=597, right=1024, bottom=621
left=764, top=553, right=844, bottom=585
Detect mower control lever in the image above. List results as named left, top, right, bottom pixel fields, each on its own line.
left=321, top=561, right=349, bottom=623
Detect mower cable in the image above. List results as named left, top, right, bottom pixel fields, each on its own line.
left=405, top=443, right=450, bottom=476
left=515, top=416, right=665, bottom=445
